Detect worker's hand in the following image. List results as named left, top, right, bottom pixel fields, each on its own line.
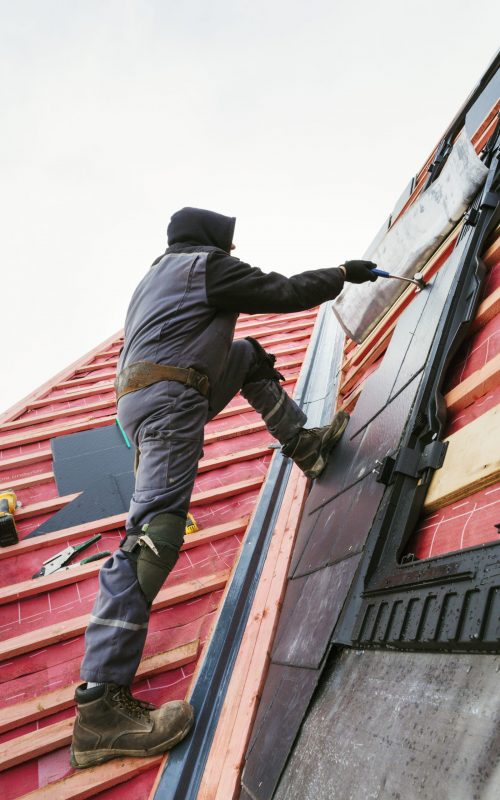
left=341, top=260, right=378, bottom=283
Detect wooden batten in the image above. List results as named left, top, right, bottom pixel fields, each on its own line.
left=445, top=353, right=500, bottom=413
left=0, top=517, right=249, bottom=606
left=0, top=570, right=229, bottom=662
left=0, top=398, right=116, bottom=433
left=424, top=404, right=500, bottom=512
left=0, top=640, right=199, bottom=735
left=197, top=466, right=309, bottom=800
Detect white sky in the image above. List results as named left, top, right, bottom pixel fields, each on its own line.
left=1, top=0, right=498, bottom=414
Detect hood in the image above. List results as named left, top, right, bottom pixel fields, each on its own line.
left=167, top=207, right=236, bottom=253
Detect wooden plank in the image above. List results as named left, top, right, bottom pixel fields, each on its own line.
left=190, top=476, right=264, bottom=507
left=0, top=517, right=249, bottom=605
left=14, top=493, right=80, bottom=520
left=275, top=342, right=308, bottom=357
left=12, top=474, right=260, bottom=526
left=74, top=361, right=118, bottom=375
left=198, top=466, right=309, bottom=800
left=0, top=514, right=127, bottom=561
left=18, top=754, right=160, bottom=800
left=0, top=569, right=229, bottom=662
left=236, top=318, right=314, bottom=340
left=0, top=717, right=75, bottom=771
left=59, top=324, right=311, bottom=386
left=0, top=470, right=54, bottom=492
left=0, top=398, right=115, bottom=432
left=27, top=360, right=299, bottom=416
left=0, top=448, right=52, bottom=472
left=472, top=285, right=500, bottom=332
left=445, top=353, right=500, bottom=413
left=28, top=382, right=115, bottom=408
left=482, top=226, right=500, bottom=268
left=0, top=511, right=248, bottom=564
left=0, top=409, right=270, bottom=451
left=274, top=355, right=305, bottom=370
left=424, top=404, right=500, bottom=512
left=26, top=381, right=115, bottom=411
left=235, top=309, right=317, bottom=334
left=254, top=330, right=312, bottom=349
left=0, top=555, right=115, bottom=605
left=0, top=415, right=116, bottom=449
left=0, top=331, right=121, bottom=426
left=198, top=445, right=270, bottom=473
left=0, top=640, right=200, bottom=735
left=59, top=370, right=116, bottom=389
left=0, top=444, right=267, bottom=496
left=205, top=419, right=267, bottom=444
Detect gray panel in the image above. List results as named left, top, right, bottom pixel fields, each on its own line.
left=242, top=664, right=320, bottom=800
left=389, top=236, right=468, bottom=399
left=306, top=373, right=420, bottom=517
left=30, top=472, right=134, bottom=536
left=274, top=649, right=500, bottom=800
left=292, top=475, right=384, bottom=577
left=272, top=555, right=362, bottom=668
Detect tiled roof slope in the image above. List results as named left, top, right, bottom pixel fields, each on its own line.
left=0, top=307, right=318, bottom=800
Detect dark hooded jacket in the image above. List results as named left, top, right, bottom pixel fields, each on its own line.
left=118, top=207, right=345, bottom=387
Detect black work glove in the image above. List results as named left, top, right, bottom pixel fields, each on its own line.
left=341, top=260, right=378, bottom=283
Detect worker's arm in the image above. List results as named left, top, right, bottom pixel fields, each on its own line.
left=205, top=252, right=376, bottom=314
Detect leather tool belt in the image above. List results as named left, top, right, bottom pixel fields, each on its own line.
left=115, top=360, right=210, bottom=401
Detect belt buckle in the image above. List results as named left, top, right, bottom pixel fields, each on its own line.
left=185, top=368, right=209, bottom=397
left=199, top=375, right=209, bottom=396
left=185, top=368, right=197, bottom=391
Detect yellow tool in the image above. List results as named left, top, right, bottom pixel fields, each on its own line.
left=0, top=490, right=20, bottom=546
left=185, top=513, right=199, bottom=535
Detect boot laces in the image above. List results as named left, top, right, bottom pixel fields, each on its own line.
left=110, top=685, right=155, bottom=719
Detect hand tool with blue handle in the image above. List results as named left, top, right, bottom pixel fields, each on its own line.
left=32, top=534, right=111, bottom=578
left=371, top=268, right=426, bottom=291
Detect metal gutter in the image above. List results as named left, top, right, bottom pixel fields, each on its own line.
left=153, top=304, right=344, bottom=800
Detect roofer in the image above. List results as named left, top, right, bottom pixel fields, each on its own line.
left=70, top=207, right=378, bottom=768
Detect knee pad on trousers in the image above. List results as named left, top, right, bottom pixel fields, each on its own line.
left=242, top=337, right=285, bottom=386
left=128, top=513, right=186, bottom=604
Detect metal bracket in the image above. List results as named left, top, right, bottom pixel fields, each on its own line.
left=464, top=207, right=480, bottom=226
left=374, top=440, right=448, bottom=485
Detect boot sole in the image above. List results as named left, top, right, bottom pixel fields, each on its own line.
left=305, top=411, right=350, bottom=479
left=70, top=709, right=194, bottom=769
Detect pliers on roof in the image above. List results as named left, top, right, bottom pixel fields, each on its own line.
left=32, top=534, right=111, bottom=578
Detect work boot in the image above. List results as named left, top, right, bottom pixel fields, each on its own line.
left=70, top=683, right=194, bottom=768
left=282, top=410, right=349, bottom=479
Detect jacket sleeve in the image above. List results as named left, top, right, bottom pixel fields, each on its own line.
left=205, top=251, right=345, bottom=314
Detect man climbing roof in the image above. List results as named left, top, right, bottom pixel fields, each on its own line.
left=70, top=207, right=378, bottom=768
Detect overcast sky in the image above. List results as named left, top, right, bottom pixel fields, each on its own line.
left=1, top=0, right=498, bottom=414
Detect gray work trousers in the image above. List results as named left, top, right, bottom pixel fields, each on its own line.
left=81, top=339, right=307, bottom=685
